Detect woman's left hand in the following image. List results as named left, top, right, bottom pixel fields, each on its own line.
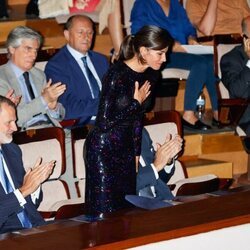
left=134, top=80, right=151, bottom=104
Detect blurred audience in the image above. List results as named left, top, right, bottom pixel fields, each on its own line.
left=186, top=0, right=250, bottom=38
left=131, top=0, right=219, bottom=131
left=221, top=16, right=250, bottom=153
left=0, top=26, right=66, bottom=130
left=0, top=0, right=39, bottom=19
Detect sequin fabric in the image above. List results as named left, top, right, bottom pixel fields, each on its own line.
left=84, top=61, right=154, bottom=216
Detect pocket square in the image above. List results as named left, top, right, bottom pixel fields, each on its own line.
left=125, top=195, right=173, bottom=210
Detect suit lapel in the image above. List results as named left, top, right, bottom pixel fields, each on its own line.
left=1, top=144, right=23, bottom=191
left=4, top=65, right=23, bottom=97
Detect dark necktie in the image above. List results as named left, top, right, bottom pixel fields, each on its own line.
left=81, top=56, right=100, bottom=98
left=23, top=71, right=35, bottom=100
left=0, top=150, right=32, bottom=228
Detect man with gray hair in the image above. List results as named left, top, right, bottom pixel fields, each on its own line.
left=0, top=26, right=66, bottom=130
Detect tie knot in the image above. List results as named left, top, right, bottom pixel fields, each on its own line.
left=81, top=56, right=87, bottom=67
left=23, top=71, right=29, bottom=80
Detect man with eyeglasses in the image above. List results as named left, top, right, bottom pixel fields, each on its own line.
left=45, top=15, right=109, bottom=126
left=220, top=16, right=250, bottom=153
left=0, top=26, right=66, bottom=130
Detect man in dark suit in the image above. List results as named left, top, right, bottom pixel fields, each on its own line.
left=137, top=128, right=183, bottom=200
left=0, top=96, right=55, bottom=234
left=221, top=16, right=250, bottom=152
left=45, top=15, right=109, bottom=126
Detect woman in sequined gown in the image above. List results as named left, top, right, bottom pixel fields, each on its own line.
left=84, top=25, right=173, bottom=217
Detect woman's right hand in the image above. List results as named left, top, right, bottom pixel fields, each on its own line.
left=134, top=80, right=151, bottom=104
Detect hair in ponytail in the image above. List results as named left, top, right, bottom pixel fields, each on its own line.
left=118, top=25, right=173, bottom=64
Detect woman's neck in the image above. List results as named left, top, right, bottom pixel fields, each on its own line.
left=125, top=57, right=148, bottom=73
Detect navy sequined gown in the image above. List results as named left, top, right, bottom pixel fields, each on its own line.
left=85, top=61, right=155, bottom=216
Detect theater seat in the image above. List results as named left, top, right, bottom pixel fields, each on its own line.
left=144, top=111, right=222, bottom=196
left=13, top=127, right=84, bottom=219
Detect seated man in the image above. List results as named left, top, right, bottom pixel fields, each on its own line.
left=45, top=15, right=109, bottom=126
left=0, top=26, right=66, bottom=130
left=137, top=128, right=183, bottom=200
left=0, top=96, right=55, bottom=234
left=220, top=16, right=250, bottom=153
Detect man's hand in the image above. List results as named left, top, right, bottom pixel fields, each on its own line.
left=243, top=35, right=250, bottom=58
left=19, top=158, right=55, bottom=198
left=5, top=89, right=22, bottom=106
left=42, top=79, right=66, bottom=109
left=153, top=134, right=183, bottom=172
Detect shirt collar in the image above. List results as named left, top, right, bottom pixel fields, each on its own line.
left=66, top=44, right=89, bottom=61
left=8, top=60, right=26, bottom=79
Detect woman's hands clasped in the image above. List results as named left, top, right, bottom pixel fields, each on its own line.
left=133, top=80, right=151, bottom=104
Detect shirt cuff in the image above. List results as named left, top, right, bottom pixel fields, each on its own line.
left=31, top=186, right=41, bottom=204
left=47, top=104, right=60, bottom=119
left=246, top=60, right=250, bottom=69
left=150, top=163, right=159, bottom=179
left=14, top=189, right=27, bottom=207
left=164, top=160, right=175, bottom=173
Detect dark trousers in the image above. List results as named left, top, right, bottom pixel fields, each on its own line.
left=166, top=52, right=218, bottom=111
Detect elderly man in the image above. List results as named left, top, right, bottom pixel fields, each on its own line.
left=0, top=26, right=66, bottom=130
left=220, top=16, right=250, bottom=153
left=45, top=15, right=109, bottom=126
left=0, top=95, right=55, bottom=234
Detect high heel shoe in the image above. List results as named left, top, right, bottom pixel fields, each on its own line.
left=182, top=118, right=211, bottom=131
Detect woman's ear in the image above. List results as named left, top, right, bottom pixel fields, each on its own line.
left=139, top=46, right=148, bottom=57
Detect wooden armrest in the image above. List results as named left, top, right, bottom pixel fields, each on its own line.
left=59, top=119, right=79, bottom=128
left=219, top=178, right=234, bottom=190
left=55, top=203, right=86, bottom=220
left=197, top=36, right=214, bottom=43
left=39, top=211, right=57, bottom=219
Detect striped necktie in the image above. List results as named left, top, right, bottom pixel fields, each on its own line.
left=81, top=56, right=100, bottom=98
left=0, top=150, right=32, bottom=228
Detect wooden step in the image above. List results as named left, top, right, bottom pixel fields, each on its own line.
left=180, top=158, right=233, bottom=178
left=183, top=131, right=249, bottom=176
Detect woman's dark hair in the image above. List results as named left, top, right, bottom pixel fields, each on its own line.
left=118, top=25, right=173, bottom=63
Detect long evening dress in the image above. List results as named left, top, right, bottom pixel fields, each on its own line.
left=84, top=61, right=155, bottom=216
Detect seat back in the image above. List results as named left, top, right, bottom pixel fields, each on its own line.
left=13, top=127, right=70, bottom=213
left=174, top=174, right=220, bottom=196
left=13, top=127, right=66, bottom=177
left=213, top=34, right=248, bottom=126
left=71, top=126, right=90, bottom=179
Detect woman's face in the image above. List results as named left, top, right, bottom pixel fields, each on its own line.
left=142, top=47, right=168, bottom=70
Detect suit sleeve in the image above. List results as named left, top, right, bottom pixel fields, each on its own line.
left=0, top=192, right=25, bottom=228
left=45, top=58, right=102, bottom=124
left=137, top=164, right=158, bottom=192
left=221, top=49, right=250, bottom=99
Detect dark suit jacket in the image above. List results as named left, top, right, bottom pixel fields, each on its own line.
left=137, top=129, right=174, bottom=200
left=221, top=44, right=250, bottom=129
left=45, top=46, right=109, bottom=125
left=0, top=143, right=45, bottom=234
